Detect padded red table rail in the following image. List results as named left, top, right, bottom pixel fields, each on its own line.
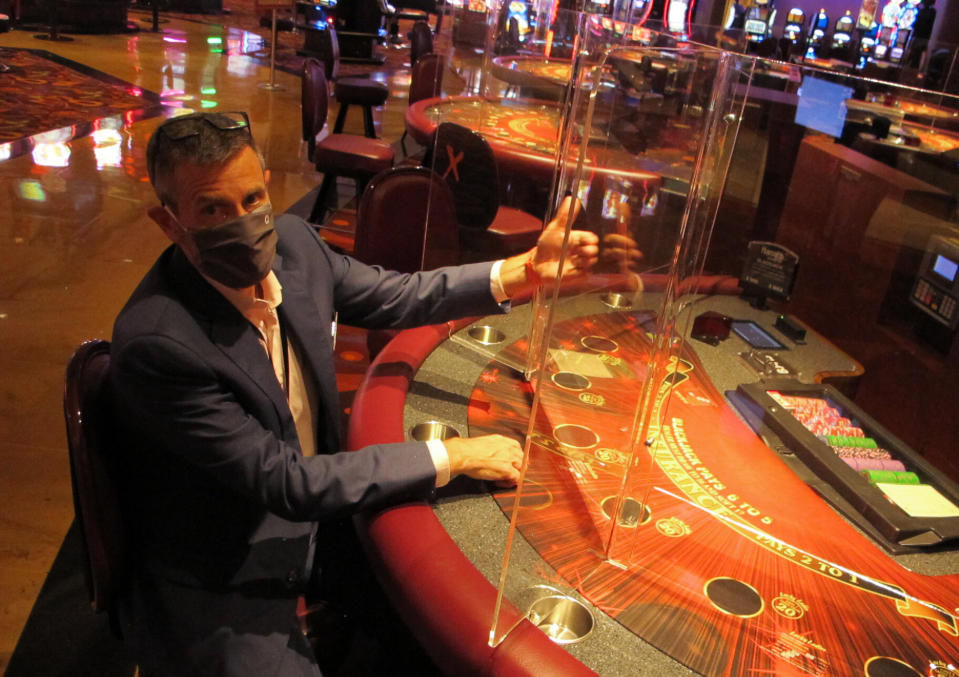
left=347, top=320, right=596, bottom=676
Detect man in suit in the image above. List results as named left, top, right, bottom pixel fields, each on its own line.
left=110, top=111, right=598, bottom=676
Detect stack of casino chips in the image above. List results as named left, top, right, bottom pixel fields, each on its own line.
left=768, top=392, right=914, bottom=482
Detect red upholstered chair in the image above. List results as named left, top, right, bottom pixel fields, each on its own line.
left=302, top=57, right=395, bottom=224
left=354, top=165, right=459, bottom=357
left=355, top=165, right=459, bottom=272
left=426, top=122, right=542, bottom=258
left=323, top=25, right=391, bottom=139
left=64, top=340, right=125, bottom=630
left=400, top=52, right=444, bottom=155
left=409, top=19, right=433, bottom=65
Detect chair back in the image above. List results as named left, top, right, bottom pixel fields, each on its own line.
left=355, top=166, right=459, bottom=272
left=64, top=339, right=125, bottom=615
left=409, top=20, right=434, bottom=65
left=409, top=52, right=444, bottom=104
left=302, top=57, right=330, bottom=160
left=425, top=122, right=500, bottom=231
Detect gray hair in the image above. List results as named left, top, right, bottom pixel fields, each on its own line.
left=146, top=112, right=264, bottom=206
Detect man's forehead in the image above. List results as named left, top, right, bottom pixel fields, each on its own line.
left=160, top=146, right=265, bottom=200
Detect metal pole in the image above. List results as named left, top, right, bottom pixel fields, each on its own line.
left=259, top=7, right=284, bottom=90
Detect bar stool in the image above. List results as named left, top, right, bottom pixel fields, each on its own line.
left=324, top=25, right=390, bottom=138
left=302, top=58, right=394, bottom=223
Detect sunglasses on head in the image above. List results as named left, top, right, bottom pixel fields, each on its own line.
left=155, top=110, right=251, bottom=142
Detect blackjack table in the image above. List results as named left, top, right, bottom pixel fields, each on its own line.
left=846, top=98, right=959, bottom=127
left=489, top=56, right=572, bottom=100
left=347, top=283, right=959, bottom=676
left=404, top=95, right=665, bottom=186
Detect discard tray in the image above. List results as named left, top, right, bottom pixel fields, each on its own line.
left=730, top=380, right=959, bottom=550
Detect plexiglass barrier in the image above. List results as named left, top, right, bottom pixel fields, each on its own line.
left=404, top=11, right=959, bottom=673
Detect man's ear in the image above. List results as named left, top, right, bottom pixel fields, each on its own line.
left=264, top=168, right=271, bottom=185
left=147, top=205, right=181, bottom=243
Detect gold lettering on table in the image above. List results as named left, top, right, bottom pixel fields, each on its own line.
left=650, top=414, right=958, bottom=636
left=771, top=594, right=809, bottom=620
left=578, top=392, right=606, bottom=407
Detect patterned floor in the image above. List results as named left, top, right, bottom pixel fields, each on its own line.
left=0, top=47, right=162, bottom=153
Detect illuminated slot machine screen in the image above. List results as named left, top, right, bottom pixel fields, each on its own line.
left=506, top=0, right=532, bottom=40
left=664, top=0, right=692, bottom=35
left=889, top=27, right=910, bottom=61
left=745, top=18, right=768, bottom=40
left=872, top=25, right=895, bottom=59
left=783, top=8, right=805, bottom=41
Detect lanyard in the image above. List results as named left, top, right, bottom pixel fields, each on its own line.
left=278, top=319, right=290, bottom=395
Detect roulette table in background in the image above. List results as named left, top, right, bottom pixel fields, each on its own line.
left=348, top=288, right=959, bottom=676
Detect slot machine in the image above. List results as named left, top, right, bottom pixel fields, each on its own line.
left=872, top=23, right=894, bottom=58
left=855, top=0, right=879, bottom=67
left=888, top=26, right=910, bottom=62
left=664, top=0, right=695, bottom=37
left=805, top=8, right=829, bottom=57
left=499, top=0, right=533, bottom=42
left=744, top=0, right=776, bottom=44
left=876, top=0, right=902, bottom=45
left=857, top=21, right=879, bottom=67
left=782, top=7, right=806, bottom=43
left=830, top=10, right=856, bottom=58
left=897, top=0, right=920, bottom=32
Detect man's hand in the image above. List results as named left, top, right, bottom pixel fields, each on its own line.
left=500, top=196, right=599, bottom=297
left=445, top=434, right=524, bottom=486
left=600, top=233, right=644, bottom=271
left=529, top=196, right=600, bottom=284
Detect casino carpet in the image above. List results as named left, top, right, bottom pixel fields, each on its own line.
left=0, top=48, right=162, bottom=145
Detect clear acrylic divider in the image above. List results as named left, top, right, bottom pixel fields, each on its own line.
left=486, top=39, right=753, bottom=647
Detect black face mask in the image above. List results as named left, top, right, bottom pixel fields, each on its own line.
left=176, top=204, right=278, bottom=288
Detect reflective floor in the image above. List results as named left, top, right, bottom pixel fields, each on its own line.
left=0, top=15, right=425, bottom=668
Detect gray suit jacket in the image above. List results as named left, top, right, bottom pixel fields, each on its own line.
left=110, top=215, right=503, bottom=676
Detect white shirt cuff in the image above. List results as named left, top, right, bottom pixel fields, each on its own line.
left=426, top=439, right=451, bottom=488
left=489, top=259, right=509, bottom=303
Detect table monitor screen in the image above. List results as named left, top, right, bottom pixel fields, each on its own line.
left=933, top=254, right=959, bottom=283
left=795, top=76, right=854, bottom=138
left=745, top=19, right=767, bottom=33
left=731, top=320, right=786, bottom=350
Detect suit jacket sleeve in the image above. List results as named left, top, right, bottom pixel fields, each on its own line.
left=276, top=216, right=507, bottom=329
left=111, top=327, right=436, bottom=524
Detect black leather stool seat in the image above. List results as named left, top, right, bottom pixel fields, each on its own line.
left=334, top=78, right=389, bottom=105
left=332, top=78, right=390, bottom=138
left=314, top=135, right=394, bottom=177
